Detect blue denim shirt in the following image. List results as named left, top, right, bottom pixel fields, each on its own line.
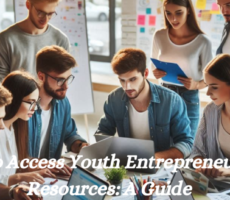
left=96, top=81, right=193, bottom=158
left=28, top=97, right=86, bottom=159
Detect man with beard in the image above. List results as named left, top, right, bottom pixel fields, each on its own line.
left=96, top=48, right=193, bottom=161
left=28, top=45, right=88, bottom=159
left=216, top=0, right=230, bottom=54
left=0, top=0, right=69, bottom=80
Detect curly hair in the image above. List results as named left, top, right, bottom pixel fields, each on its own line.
left=0, top=85, right=12, bottom=107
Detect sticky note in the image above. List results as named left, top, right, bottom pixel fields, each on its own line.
left=149, top=16, right=156, bottom=26
left=212, top=3, right=219, bottom=11
left=201, top=10, right=212, bottom=21
left=210, top=3, right=220, bottom=14
left=146, top=8, right=151, bottom=14
left=140, top=27, right=145, bottom=33
left=137, top=15, right=146, bottom=25
left=196, top=0, right=206, bottom=10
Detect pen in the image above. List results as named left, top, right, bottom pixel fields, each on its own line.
left=134, top=175, right=144, bottom=198
left=140, top=174, right=143, bottom=187
left=50, top=179, right=58, bottom=185
left=130, top=178, right=141, bottom=200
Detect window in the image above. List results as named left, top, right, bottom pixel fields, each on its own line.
left=6, top=0, right=14, bottom=12
left=0, top=0, right=14, bottom=31
left=85, top=0, right=121, bottom=62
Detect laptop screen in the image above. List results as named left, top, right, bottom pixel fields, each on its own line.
left=62, top=166, right=108, bottom=200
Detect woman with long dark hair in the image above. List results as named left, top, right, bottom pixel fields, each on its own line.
left=151, top=0, right=213, bottom=138
left=0, top=71, right=54, bottom=186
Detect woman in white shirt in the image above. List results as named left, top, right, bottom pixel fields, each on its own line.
left=152, top=0, right=213, bottom=138
left=0, top=71, right=53, bottom=186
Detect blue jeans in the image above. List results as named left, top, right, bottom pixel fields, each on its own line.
left=180, top=90, right=200, bottom=138
left=162, top=83, right=200, bottom=138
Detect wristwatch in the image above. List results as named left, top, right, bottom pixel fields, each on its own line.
left=9, top=184, right=19, bottom=199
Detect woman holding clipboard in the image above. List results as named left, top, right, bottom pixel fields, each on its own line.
left=151, top=0, right=213, bottom=138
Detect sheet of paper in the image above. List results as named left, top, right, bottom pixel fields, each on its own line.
left=207, top=193, right=230, bottom=200
left=41, top=178, right=68, bottom=200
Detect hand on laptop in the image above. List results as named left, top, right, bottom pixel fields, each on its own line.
left=49, top=163, right=72, bottom=176
left=196, top=166, right=230, bottom=178
left=71, top=140, right=89, bottom=153
left=37, top=169, right=56, bottom=179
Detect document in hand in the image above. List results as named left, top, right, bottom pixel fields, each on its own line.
left=151, top=58, right=187, bottom=86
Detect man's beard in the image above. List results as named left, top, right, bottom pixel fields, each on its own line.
left=29, top=10, right=46, bottom=29
left=127, top=78, right=145, bottom=100
left=44, top=79, right=66, bottom=100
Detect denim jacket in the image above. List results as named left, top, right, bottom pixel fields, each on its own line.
left=28, top=97, right=86, bottom=159
left=96, top=81, right=193, bottom=158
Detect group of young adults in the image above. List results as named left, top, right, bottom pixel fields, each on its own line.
left=0, top=0, right=230, bottom=199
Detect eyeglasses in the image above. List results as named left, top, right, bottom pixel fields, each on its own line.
left=43, top=72, right=75, bottom=87
left=33, top=5, right=57, bottom=19
left=22, top=98, right=41, bottom=111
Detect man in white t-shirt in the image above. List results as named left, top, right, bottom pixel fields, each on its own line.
left=96, top=48, right=194, bottom=162
left=216, top=0, right=230, bottom=54
left=28, top=45, right=88, bottom=160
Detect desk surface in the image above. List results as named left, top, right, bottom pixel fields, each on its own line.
left=63, top=156, right=212, bottom=200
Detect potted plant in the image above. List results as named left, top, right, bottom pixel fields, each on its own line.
left=104, top=166, right=126, bottom=196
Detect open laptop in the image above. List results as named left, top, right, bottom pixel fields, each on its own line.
left=94, top=133, right=112, bottom=142
left=76, top=137, right=155, bottom=173
left=62, top=165, right=109, bottom=200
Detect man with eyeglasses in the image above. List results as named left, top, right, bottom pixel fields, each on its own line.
left=28, top=45, right=88, bottom=160
left=0, top=0, right=69, bottom=81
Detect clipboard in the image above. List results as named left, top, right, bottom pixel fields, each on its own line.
left=151, top=58, right=188, bottom=86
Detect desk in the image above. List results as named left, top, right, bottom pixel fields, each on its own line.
left=41, top=166, right=220, bottom=200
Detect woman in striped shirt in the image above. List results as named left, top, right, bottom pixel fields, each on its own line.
left=191, top=54, right=230, bottom=177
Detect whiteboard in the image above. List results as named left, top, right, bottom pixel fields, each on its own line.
left=14, top=0, right=94, bottom=115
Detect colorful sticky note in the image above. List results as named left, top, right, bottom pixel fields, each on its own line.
left=201, top=10, right=212, bottom=21
left=196, top=0, right=206, bottom=10
left=149, top=16, right=156, bottom=26
left=146, top=8, right=151, bottom=14
left=210, top=3, right=220, bottom=14
left=212, top=3, right=219, bottom=11
left=140, top=27, right=145, bottom=33
left=137, top=15, right=146, bottom=25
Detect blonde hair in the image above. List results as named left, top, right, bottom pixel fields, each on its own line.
left=163, top=0, right=203, bottom=34
left=0, top=85, right=12, bottom=107
left=27, top=0, right=60, bottom=4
